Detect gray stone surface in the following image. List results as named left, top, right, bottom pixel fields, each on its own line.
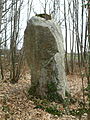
left=24, top=16, right=69, bottom=100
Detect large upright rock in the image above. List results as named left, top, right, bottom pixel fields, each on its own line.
left=24, top=16, right=69, bottom=101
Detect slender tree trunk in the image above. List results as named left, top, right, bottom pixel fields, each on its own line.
left=10, top=0, right=18, bottom=83
left=10, top=0, right=23, bottom=83
left=87, top=1, right=90, bottom=119
left=64, top=0, right=69, bottom=74
left=44, top=0, right=47, bottom=14
left=84, top=22, right=88, bottom=59
left=71, top=0, right=75, bottom=73
left=75, top=0, right=81, bottom=68
left=0, top=0, right=4, bottom=80
left=4, top=0, right=7, bottom=49
left=81, top=0, right=84, bottom=66
left=27, top=0, right=33, bottom=21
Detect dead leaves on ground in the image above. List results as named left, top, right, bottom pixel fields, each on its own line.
left=0, top=72, right=88, bottom=120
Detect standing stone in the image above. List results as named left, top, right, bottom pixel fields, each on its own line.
left=24, top=16, right=69, bottom=101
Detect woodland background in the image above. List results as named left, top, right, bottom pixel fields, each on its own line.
left=0, top=0, right=90, bottom=120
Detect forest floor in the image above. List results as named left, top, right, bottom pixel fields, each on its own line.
left=0, top=66, right=88, bottom=120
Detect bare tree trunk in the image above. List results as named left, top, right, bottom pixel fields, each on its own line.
left=10, top=0, right=22, bottom=83
left=84, top=22, right=88, bottom=59
left=27, top=0, right=33, bottom=21
left=0, top=0, right=3, bottom=27
left=10, top=0, right=16, bottom=83
left=0, top=0, right=4, bottom=80
left=44, top=0, right=47, bottom=14
left=4, top=0, right=7, bottom=49
left=53, top=0, right=56, bottom=16
left=75, top=0, right=80, bottom=68
left=80, top=0, right=84, bottom=66
left=71, top=0, right=75, bottom=73
left=64, top=0, right=69, bottom=74
left=87, top=1, right=90, bottom=119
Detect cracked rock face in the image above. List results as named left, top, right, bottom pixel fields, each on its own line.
left=24, top=16, right=69, bottom=100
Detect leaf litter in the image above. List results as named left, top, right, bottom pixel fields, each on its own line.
left=0, top=67, right=88, bottom=120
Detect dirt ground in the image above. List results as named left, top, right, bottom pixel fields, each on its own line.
left=0, top=67, right=88, bottom=120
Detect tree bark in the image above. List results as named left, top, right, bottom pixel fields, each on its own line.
left=0, top=0, right=4, bottom=80
left=64, top=0, right=69, bottom=74
left=87, top=0, right=90, bottom=119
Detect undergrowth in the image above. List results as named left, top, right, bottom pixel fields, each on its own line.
left=27, top=81, right=90, bottom=119
left=28, top=92, right=89, bottom=119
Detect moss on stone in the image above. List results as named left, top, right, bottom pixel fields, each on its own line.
left=47, top=81, right=63, bottom=103
left=28, top=85, right=37, bottom=96
left=28, top=81, right=64, bottom=103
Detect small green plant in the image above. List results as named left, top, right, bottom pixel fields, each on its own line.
left=84, top=84, right=90, bottom=91
left=45, top=106, right=64, bottom=116
left=34, top=105, right=45, bottom=110
left=40, top=99, right=50, bottom=106
left=2, top=105, right=10, bottom=112
left=69, top=108, right=88, bottom=119
left=32, top=96, right=65, bottom=117
left=28, top=85, right=37, bottom=96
